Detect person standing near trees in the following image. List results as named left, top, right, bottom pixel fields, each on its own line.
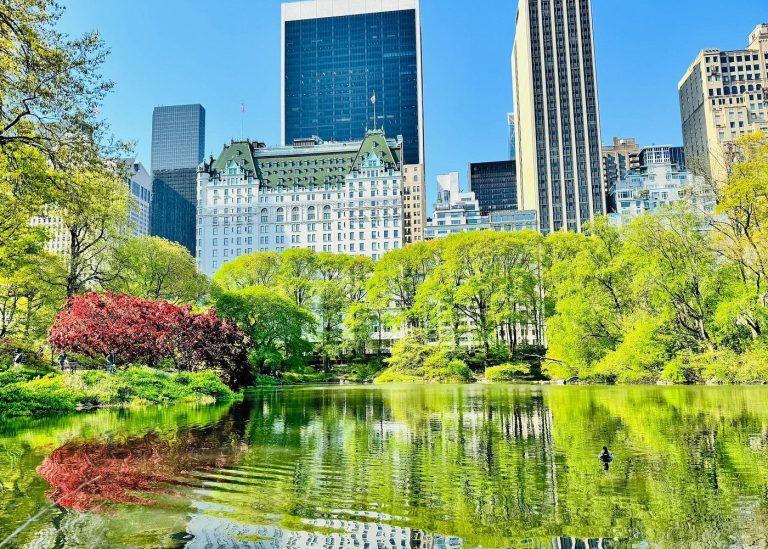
left=13, top=349, right=24, bottom=366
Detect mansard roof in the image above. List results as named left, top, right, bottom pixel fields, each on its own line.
left=205, top=130, right=403, bottom=189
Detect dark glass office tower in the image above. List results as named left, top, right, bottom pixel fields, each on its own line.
left=469, top=161, right=518, bottom=214
left=149, top=104, right=205, bottom=254
left=282, top=1, right=424, bottom=165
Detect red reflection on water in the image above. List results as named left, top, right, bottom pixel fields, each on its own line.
left=36, top=432, right=238, bottom=512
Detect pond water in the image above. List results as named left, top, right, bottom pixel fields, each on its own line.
left=1, top=384, right=768, bottom=548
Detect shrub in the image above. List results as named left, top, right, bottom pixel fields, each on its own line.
left=0, top=367, right=236, bottom=420
left=375, top=333, right=473, bottom=384
left=0, top=337, right=51, bottom=373
left=485, top=362, right=531, bottom=382
left=0, top=376, right=79, bottom=419
left=661, top=344, right=768, bottom=385
left=179, top=370, right=234, bottom=401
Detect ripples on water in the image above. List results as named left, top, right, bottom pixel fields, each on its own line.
left=2, top=385, right=768, bottom=547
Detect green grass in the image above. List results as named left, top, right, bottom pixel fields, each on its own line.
left=0, top=366, right=237, bottom=420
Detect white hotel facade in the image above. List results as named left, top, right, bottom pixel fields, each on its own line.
left=196, top=131, right=404, bottom=276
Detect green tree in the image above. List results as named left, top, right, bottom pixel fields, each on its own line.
left=313, top=253, right=350, bottom=370
left=544, top=219, right=633, bottom=378
left=41, top=166, right=131, bottom=297
left=368, top=240, right=441, bottom=327
left=215, top=286, right=315, bottom=375
left=0, top=0, right=113, bottom=165
left=108, top=236, right=208, bottom=303
left=278, top=248, right=318, bottom=307
left=0, top=144, right=52, bottom=276
left=624, top=208, right=721, bottom=351
left=212, top=251, right=280, bottom=291
left=711, top=132, right=768, bottom=340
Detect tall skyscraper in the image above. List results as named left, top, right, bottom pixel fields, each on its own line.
left=679, top=24, right=768, bottom=181
left=512, top=0, right=605, bottom=234
left=281, top=0, right=424, bottom=165
left=149, top=104, right=205, bottom=254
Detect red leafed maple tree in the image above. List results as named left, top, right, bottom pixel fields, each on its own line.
left=49, top=292, right=252, bottom=388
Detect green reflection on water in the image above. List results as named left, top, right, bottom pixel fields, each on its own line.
left=2, top=385, right=768, bottom=548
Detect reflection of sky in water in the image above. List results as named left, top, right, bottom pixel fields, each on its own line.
left=4, top=385, right=768, bottom=547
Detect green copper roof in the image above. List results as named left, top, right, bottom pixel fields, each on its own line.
left=205, top=131, right=402, bottom=189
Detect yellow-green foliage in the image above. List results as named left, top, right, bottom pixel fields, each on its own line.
left=662, top=340, right=768, bottom=385
left=375, top=333, right=473, bottom=384
left=484, top=363, right=531, bottom=382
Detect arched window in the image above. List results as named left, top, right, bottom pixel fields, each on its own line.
left=260, top=208, right=268, bottom=223
left=291, top=207, right=300, bottom=222
left=307, top=206, right=316, bottom=221
left=276, top=207, right=285, bottom=222
left=323, top=205, right=331, bottom=220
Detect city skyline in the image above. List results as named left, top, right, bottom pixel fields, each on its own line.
left=57, top=0, right=768, bottom=211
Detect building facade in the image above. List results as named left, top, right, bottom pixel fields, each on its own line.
left=281, top=0, right=424, bottom=166
left=468, top=160, right=518, bottom=214
left=512, top=0, right=606, bottom=234
left=679, top=24, right=768, bottom=180
left=196, top=131, right=404, bottom=276
left=402, top=164, right=426, bottom=244
left=638, top=145, right=686, bottom=171
left=150, top=104, right=205, bottom=254
left=610, top=159, right=714, bottom=227
left=125, top=159, right=152, bottom=236
left=424, top=172, right=537, bottom=240
left=508, top=112, right=516, bottom=160
left=602, top=137, right=640, bottom=213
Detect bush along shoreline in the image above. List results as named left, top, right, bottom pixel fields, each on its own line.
left=0, top=364, right=239, bottom=420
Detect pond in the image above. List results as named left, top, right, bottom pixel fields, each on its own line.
left=1, top=384, right=768, bottom=548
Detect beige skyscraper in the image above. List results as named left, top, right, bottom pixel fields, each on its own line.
left=512, top=0, right=605, bottom=234
left=402, top=164, right=426, bottom=244
left=679, top=24, right=768, bottom=180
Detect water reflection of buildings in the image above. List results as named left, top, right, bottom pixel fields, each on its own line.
left=186, top=514, right=462, bottom=548
left=552, top=538, right=619, bottom=549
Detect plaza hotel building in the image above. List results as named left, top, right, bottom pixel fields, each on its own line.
left=196, top=131, right=404, bottom=276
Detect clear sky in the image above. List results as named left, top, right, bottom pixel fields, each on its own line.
left=58, top=0, right=768, bottom=209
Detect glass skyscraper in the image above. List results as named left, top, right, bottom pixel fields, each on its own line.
left=149, top=104, right=205, bottom=253
left=281, top=0, right=424, bottom=166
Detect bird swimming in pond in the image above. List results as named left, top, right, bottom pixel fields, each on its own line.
left=599, top=446, right=614, bottom=469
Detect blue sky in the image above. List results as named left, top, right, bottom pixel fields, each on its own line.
left=59, top=0, right=767, bottom=208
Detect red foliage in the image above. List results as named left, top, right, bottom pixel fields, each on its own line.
left=49, top=292, right=252, bottom=388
